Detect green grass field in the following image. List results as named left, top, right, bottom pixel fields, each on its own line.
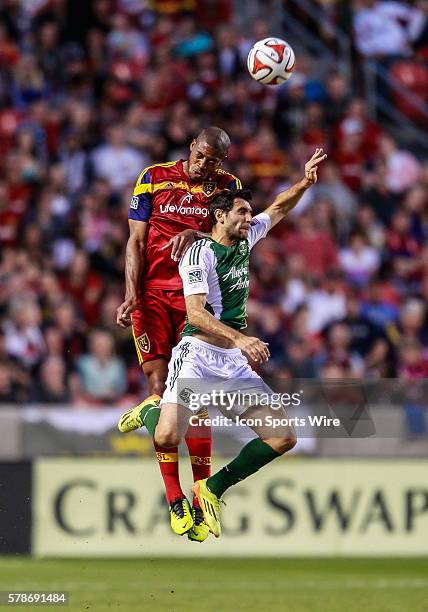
left=0, top=558, right=427, bottom=612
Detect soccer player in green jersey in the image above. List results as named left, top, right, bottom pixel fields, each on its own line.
left=125, top=148, right=326, bottom=537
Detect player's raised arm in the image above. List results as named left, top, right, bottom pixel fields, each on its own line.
left=116, top=219, right=149, bottom=327
left=264, top=148, right=327, bottom=228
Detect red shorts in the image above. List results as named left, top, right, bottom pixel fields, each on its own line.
left=131, top=288, right=186, bottom=364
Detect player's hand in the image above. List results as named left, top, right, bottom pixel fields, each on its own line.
left=161, top=229, right=199, bottom=262
left=304, top=148, right=327, bottom=185
left=116, top=297, right=137, bottom=328
left=234, top=335, right=270, bottom=363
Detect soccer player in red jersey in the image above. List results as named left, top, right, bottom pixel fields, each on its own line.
left=116, top=127, right=241, bottom=541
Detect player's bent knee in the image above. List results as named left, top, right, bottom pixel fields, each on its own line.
left=279, top=434, right=297, bottom=454
left=155, top=428, right=180, bottom=448
left=149, top=381, right=166, bottom=397
left=265, top=433, right=297, bottom=455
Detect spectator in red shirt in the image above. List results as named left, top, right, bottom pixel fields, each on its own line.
left=398, top=336, right=428, bottom=437
left=385, top=208, right=421, bottom=283
left=302, top=102, right=329, bottom=151
left=0, top=180, right=20, bottom=247
left=61, top=251, right=105, bottom=326
left=398, top=337, right=428, bottom=379
left=242, top=127, right=287, bottom=186
left=335, top=98, right=382, bottom=161
left=283, top=212, right=338, bottom=279
left=334, top=132, right=365, bottom=192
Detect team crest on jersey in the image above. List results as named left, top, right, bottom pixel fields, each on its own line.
left=203, top=181, right=216, bottom=196
left=136, top=333, right=150, bottom=353
left=239, top=241, right=248, bottom=255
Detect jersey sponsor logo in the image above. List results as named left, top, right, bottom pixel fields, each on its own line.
left=136, top=332, right=150, bottom=353
left=188, top=269, right=203, bottom=284
left=222, top=264, right=248, bottom=281
left=203, top=181, right=216, bottom=196
left=180, top=192, right=193, bottom=205
left=222, top=264, right=249, bottom=292
left=130, top=195, right=139, bottom=209
left=228, top=278, right=250, bottom=292
left=159, top=202, right=209, bottom=217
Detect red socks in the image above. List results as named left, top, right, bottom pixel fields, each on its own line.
left=153, top=442, right=184, bottom=503
left=152, top=418, right=212, bottom=506
left=185, top=420, right=212, bottom=507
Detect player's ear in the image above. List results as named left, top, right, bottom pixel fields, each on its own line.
left=214, top=209, right=223, bottom=224
left=190, top=139, right=196, bottom=152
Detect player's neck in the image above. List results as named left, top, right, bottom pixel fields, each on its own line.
left=211, top=228, right=237, bottom=247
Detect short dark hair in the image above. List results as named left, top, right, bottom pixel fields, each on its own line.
left=196, top=126, right=231, bottom=156
left=209, top=188, right=252, bottom=225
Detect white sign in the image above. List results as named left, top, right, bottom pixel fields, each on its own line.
left=33, top=458, right=428, bottom=556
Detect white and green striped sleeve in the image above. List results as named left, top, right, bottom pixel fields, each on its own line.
left=179, top=241, right=214, bottom=297
left=247, top=213, right=272, bottom=250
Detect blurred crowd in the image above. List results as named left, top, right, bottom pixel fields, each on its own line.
left=0, top=0, right=428, bottom=407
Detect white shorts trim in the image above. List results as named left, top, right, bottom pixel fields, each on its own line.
left=179, top=335, right=242, bottom=355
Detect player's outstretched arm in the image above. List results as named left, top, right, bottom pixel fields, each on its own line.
left=264, top=148, right=327, bottom=228
left=186, top=294, right=270, bottom=363
left=116, top=220, right=149, bottom=328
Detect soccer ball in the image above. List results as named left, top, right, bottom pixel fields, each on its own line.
left=247, top=37, right=296, bottom=85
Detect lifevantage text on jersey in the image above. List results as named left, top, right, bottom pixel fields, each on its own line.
left=159, top=203, right=209, bottom=217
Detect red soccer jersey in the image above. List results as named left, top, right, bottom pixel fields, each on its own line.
left=128, top=159, right=241, bottom=290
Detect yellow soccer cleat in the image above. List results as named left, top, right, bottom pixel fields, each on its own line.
left=187, top=506, right=210, bottom=542
left=118, top=394, right=160, bottom=433
left=169, top=498, right=193, bottom=535
left=192, top=479, right=222, bottom=538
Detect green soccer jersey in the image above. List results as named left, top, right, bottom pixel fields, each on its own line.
left=179, top=213, right=271, bottom=336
